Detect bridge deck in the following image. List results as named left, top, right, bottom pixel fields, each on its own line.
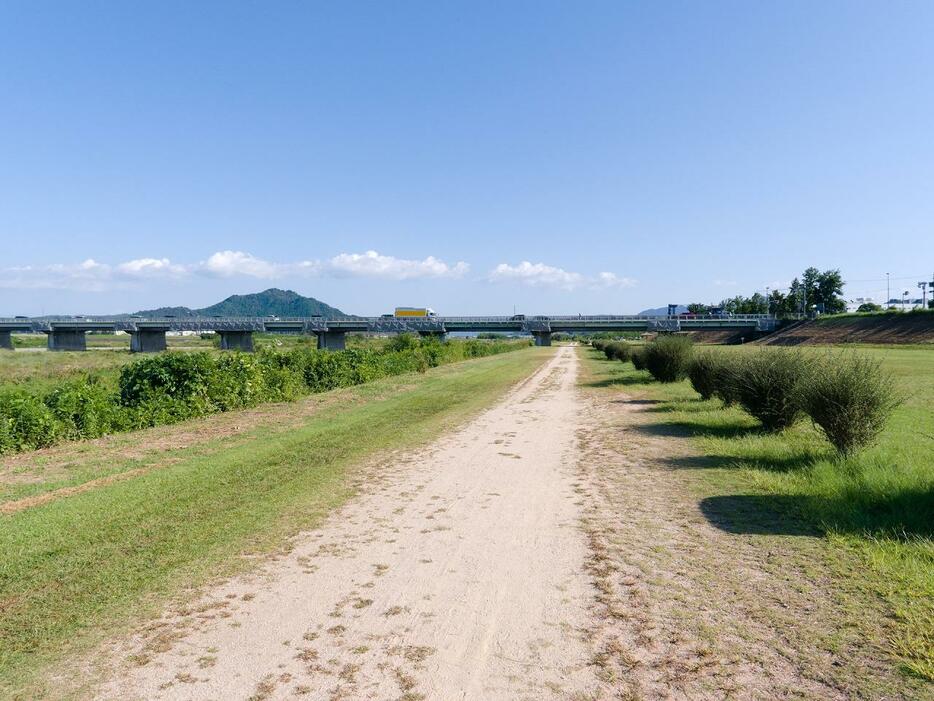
left=1, top=314, right=776, bottom=336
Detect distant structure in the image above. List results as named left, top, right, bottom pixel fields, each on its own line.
left=0, top=314, right=777, bottom=352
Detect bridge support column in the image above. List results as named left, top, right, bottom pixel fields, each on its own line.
left=218, top=330, right=254, bottom=352
left=316, top=330, right=346, bottom=351
left=48, top=329, right=87, bottom=351
left=0, top=331, right=12, bottom=350
left=129, top=329, right=168, bottom=353
left=532, top=331, right=552, bottom=347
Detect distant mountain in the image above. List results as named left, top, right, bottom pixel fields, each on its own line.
left=135, top=289, right=351, bottom=318
left=638, top=305, right=687, bottom=316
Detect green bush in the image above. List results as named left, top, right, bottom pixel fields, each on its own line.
left=0, top=339, right=527, bottom=455
left=711, top=358, right=741, bottom=407
left=386, top=333, right=420, bottom=352
left=119, top=352, right=216, bottom=412
left=643, top=336, right=693, bottom=382
left=732, top=350, right=813, bottom=432
left=44, top=377, right=127, bottom=440
left=592, top=340, right=607, bottom=352
left=631, top=347, right=647, bottom=371
left=687, top=353, right=724, bottom=400
left=0, top=390, right=61, bottom=452
left=799, top=354, right=902, bottom=455
left=603, top=342, right=631, bottom=362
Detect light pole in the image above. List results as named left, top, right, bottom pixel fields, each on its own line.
left=886, top=272, right=890, bottom=309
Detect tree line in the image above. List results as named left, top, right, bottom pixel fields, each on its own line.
left=687, top=267, right=845, bottom=318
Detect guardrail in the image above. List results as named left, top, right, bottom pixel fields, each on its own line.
left=0, top=314, right=776, bottom=332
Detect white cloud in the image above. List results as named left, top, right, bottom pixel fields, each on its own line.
left=489, top=261, right=637, bottom=291
left=202, top=250, right=282, bottom=278
left=0, top=250, right=468, bottom=290
left=595, top=271, right=638, bottom=289
left=116, top=257, right=187, bottom=277
left=328, top=250, right=468, bottom=280
left=489, top=261, right=584, bottom=289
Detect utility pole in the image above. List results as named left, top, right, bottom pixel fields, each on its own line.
left=919, top=281, right=928, bottom=310
left=886, top=272, right=890, bottom=308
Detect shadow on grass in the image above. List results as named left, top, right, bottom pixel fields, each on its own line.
left=700, top=489, right=934, bottom=539
left=583, top=374, right=652, bottom=388
left=665, top=450, right=823, bottom=473
left=632, top=421, right=760, bottom=440
left=699, top=494, right=820, bottom=536
left=644, top=402, right=715, bottom=414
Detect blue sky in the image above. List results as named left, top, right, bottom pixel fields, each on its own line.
left=1, top=1, right=933, bottom=316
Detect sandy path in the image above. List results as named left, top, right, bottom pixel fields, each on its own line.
left=97, top=346, right=601, bottom=701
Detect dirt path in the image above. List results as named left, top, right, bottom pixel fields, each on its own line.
left=85, top=346, right=923, bottom=701
left=95, top=346, right=601, bottom=701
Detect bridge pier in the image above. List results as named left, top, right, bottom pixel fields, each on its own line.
left=316, top=330, right=346, bottom=351
left=532, top=331, right=552, bottom=347
left=129, top=329, right=168, bottom=353
left=47, top=329, right=87, bottom=351
left=218, top=330, right=254, bottom=352
left=0, top=331, right=12, bottom=350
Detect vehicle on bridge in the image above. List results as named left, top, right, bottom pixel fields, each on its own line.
left=394, top=307, right=437, bottom=318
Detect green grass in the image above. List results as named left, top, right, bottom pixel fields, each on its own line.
left=0, top=347, right=549, bottom=698
left=581, top=344, right=934, bottom=681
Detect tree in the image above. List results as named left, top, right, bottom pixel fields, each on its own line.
left=687, top=303, right=709, bottom=314
left=814, top=269, right=846, bottom=313
left=720, top=293, right=768, bottom=315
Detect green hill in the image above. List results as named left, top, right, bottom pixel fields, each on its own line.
left=135, top=289, right=350, bottom=318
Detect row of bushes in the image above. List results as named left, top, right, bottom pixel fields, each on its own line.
left=593, top=337, right=901, bottom=456
left=0, top=337, right=527, bottom=455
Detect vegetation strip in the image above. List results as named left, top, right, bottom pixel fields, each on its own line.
left=0, top=335, right=527, bottom=454
left=0, top=348, right=548, bottom=698
left=584, top=342, right=933, bottom=682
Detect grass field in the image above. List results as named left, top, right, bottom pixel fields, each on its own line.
left=581, top=343, right=934, bottom=681
left=0, top=347, right=549, bottom=698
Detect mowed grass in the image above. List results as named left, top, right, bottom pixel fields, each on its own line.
left=581, top=344, right=934, bottom=681
left=0, top=347, right=549, bottom=698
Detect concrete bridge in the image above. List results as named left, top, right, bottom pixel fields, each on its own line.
left=0, top=315, right=777, bottom=351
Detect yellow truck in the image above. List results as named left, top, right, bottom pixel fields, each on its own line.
left=393, top=307, right=436, bottom=318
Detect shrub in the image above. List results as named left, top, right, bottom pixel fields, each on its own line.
left=0, top=390, right=61, bottom=451
left=799, top=354, right=902, bottom=455
left=687, top=353, right=724, bottom=400
left=119, top=352, right=215, bottom=411
left=592, top=340, right=607, bottom=352
left=604, top=342, right=631, bottom=363
left=0, top=339, right=527, bottom=455
left=711, top=358, right=742, bottom=407
left=732, top=349, right=813, bottom=432
left=643, top=335, right=693, bottom=382
left=631, top=347, right=647, bottom=371
left=386, top=333, right=420, bottom=352
left=44, top=376, right=126, bottom=439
